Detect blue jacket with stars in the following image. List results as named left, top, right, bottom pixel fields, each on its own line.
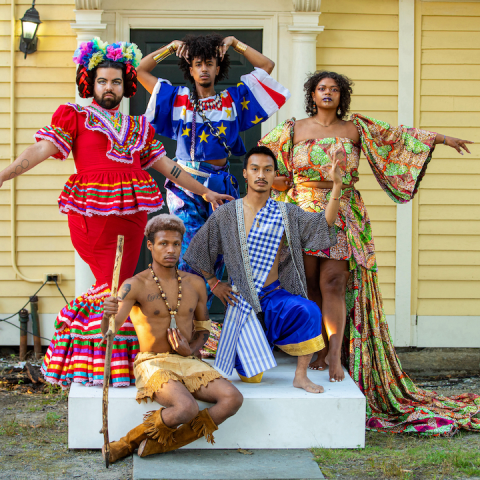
left=145, top=68, right=290, bottom=162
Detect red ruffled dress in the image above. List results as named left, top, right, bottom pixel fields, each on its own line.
left=37, top=101, right=165, bottom=387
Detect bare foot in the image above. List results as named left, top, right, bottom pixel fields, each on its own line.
left=293, top=374, right=324, bottom=394
left=309, top=349, right=329, bottom=370
left=308, top=356, right=328, bottom=371
left=328, top=355, right=345, bottom=382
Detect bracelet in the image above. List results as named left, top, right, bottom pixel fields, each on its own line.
left=443, top=135, right=446, bottom=145
left=153, top=42, right=177, bottom=64
left=331, top=196, right=340, bottom=201
left=211, top=280, right=220, bottom=291
left=234, top=41, right=248, bottom=55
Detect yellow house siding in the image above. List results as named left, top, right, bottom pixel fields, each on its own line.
left=0, top=0, right=76, bottom=316
left=415, top=1, right=480, bottom=317
left=317, top=0, right=399, bottom=315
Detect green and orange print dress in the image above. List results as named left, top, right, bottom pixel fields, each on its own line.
left=259, top=114, right=480, bottom=436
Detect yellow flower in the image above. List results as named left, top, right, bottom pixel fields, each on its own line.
left=88, top=51, right=104, bottom=70
left=94, top=37, right=108, bottom=51
left=124, top=45, right=133, bottom=60
left=130, top=43, right=142, bottom=67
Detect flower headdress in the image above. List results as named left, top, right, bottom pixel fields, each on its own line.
left=73, top=37, right=142, bottom=71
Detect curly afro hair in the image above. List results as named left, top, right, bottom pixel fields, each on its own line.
left=304, top=71, right=354, bottom=119
left=76, top=60, right=138, bottom=99
left=178, top=33, right=230, bottom=86
left=145, top=214, right=185, bottom=244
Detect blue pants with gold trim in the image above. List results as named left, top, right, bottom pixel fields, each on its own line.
left=165, top=160, right=239, bottom=309
left=235, top=280, right=324, bottom=376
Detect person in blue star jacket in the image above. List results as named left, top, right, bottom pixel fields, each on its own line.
left=137, top=33, right=290, bottom=311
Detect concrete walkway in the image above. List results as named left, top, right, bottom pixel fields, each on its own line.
left=133, top=449, right=324, bottom=480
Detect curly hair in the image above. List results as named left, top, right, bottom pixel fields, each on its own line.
left=76, top=60, right=138, bottom=99
left=304, top=71, right=354, bottom=119
left=145, top=214, right=186, bottom=244
left=178, top=33, right=230, bottom=85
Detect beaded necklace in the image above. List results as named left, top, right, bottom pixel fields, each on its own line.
left=189, top=92, right=232, bottom=161
left=148, top=264, right=182, bottom=328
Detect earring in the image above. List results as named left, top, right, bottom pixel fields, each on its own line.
left=313, top=103, right=317, bottom=114
left=337, top=108, right=341, bottom=116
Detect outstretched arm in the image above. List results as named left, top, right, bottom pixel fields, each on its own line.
left=0, top=140, right=59, bottom=189
left=151, top=156, right=234, bottom=210
left=434, top=133, right=473, bottom=155
left=101, top=281, right=137, bottom=337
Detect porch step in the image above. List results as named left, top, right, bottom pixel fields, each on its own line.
left=68, top=353, right=365, bottom=449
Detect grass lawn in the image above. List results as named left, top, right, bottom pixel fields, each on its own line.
left=313, top=429, right=480, bottom=479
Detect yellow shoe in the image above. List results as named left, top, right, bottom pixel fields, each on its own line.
left=238, top=372, right=263, bottom=383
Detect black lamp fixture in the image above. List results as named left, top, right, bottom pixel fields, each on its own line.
left=20, top=0, right=42, bottom=59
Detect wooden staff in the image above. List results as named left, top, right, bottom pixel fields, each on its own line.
left=99, top=235, right=124, bottom=468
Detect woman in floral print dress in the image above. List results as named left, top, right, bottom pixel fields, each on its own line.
left=259, top=71, right=480, bottom=435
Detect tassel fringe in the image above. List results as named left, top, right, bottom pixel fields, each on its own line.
left=182, top=371, right=223, bottom=393
left=142, top=409, right=176, bottom=446
left=136, top=369, right=223, bottom=404
left=191, top=409, right=218, bottom=445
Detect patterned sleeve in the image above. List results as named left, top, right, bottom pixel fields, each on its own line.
left=258, top=119, right=294, bottom=176
left=294, top=206, right=337, bottom=252
left=34, top=104, right=77, bottom=160
left=183, top=211, right=223, bottom=275
left=227, top=68, right=290, bottom=132
left=144, top=78, right=181, bottom=139
left=140, top=124, right=167, bottom=170
left=352, top=113, right=436, bottom=203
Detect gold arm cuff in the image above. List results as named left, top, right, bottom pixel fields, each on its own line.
left=234, top=41, right=248, bottom=55
left=194, top=319, right=212, bottom=333
left=153, top=43, right=176, bottom=64
left=277, top=334, right=325, bottom=356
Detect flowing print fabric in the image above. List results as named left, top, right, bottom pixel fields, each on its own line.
left=258, top=114, right=480, bottom=435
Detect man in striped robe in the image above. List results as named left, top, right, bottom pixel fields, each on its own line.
left=183, top=146, right=343, bottom=393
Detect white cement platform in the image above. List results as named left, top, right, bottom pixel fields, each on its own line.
left=68, top=353, right=366, bottom=450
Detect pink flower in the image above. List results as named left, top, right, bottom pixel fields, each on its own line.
left=106, top=46, right=123, bottom=61
left=80, top=42, right=93, bottom=55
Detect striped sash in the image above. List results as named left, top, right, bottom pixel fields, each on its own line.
left=214, top=199, right=285, bottom=377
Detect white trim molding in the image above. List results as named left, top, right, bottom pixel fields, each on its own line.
left=395, top=0, right=415, bottom=347
left=287, top=11, right=324, bottom=120
left=417, top=317, right=480, bottom=348
left=292, top=0, right=322, bottom=11
left=71, top=9, right=107, bottom=42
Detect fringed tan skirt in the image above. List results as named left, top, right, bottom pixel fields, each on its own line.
left=134, top=352, right=223, bottom=403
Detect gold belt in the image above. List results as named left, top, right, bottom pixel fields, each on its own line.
left=180, top=164, right=210, bottom=178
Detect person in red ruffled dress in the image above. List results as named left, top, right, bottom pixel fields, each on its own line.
left=0, top=38, right=232, bottom=388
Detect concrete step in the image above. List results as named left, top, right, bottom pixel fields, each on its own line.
left=68, top=353, right=366, bottom=449
left=133, top=450, right=325, bottom=480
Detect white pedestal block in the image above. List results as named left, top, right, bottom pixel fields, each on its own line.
left=68, top=354, right=365, bottom=450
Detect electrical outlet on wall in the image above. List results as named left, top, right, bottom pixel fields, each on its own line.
left=44, top=273, right=62, bottom=285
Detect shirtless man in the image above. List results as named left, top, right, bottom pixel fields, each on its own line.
left=101, top=214, right=243, bottom=462
left=183, top=146, right=342, bottom=393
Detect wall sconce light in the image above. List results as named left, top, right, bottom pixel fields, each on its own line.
left=20, top=1, right=42, bottom=59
